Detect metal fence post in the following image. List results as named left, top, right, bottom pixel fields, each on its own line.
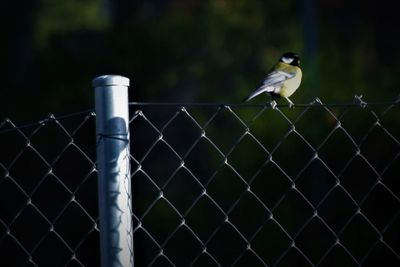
left=93, top=75, right=133, bottom=267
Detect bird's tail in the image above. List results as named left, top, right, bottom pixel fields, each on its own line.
left=242, top=85, right=274, bottom=102
left=242, top=96, right=251, bottom=102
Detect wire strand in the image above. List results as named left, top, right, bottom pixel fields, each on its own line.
left=0, top=109, right=94, bottom=133
left=129, top=100, right=400, bottom=108
left=2, top=97, right=400, bottom=134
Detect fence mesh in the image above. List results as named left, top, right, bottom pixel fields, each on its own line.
left=0, top=112, right=99, bottom=266
left=130, top=97, right=400, bottom=267
left=1, top=97, right=399, bottom=266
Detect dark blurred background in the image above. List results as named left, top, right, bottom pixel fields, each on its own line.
left=1, top=1, right=400, bottom=266
left=1, top=0, right=400, bottom=122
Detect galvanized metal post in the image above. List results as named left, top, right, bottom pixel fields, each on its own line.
left=93, top=75, right=133, bottom=267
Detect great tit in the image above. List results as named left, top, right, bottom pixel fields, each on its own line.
left=242, top=52, right=302, bottom=107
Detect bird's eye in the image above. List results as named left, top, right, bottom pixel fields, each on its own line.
left=282, top=57, right=293, bottom=64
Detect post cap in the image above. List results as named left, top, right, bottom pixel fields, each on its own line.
left=92, top=75, right=130, bottom=87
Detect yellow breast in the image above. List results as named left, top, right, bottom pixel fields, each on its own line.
left=280, top=67, right=302, bottom=97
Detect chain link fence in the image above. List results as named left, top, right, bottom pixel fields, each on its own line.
left=130, top=97, right=400, bottom=266
left=0, top=111, right=99, bottom=266
left=1, top=95, right=399, bottom=266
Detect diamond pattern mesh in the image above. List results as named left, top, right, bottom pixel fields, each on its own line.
left=130, top=98, right=400, bottom=266
left=0, top=112, right=99, bottom=266
left=1, top=97, right=399, bottom=266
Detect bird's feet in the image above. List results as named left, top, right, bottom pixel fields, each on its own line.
left=270, top=100, right=277, bottom=109
left=285, top=97, right=294, bottom=108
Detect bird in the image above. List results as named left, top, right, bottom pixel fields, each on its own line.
left=242, top=52, right=302, bottom=108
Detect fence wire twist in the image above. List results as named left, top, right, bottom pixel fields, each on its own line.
left=0, top=96, right=399, bottom=266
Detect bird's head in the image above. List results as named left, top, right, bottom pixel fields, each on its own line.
left=280, top=52, right=300, bottom=66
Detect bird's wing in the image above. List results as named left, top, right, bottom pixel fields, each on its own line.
left=262, top=70, right=295, bottom=88
left=242, top=70, right=295, bottom=102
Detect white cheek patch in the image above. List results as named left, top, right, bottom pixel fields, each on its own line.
left=281, top=57, right=294, bottom=64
